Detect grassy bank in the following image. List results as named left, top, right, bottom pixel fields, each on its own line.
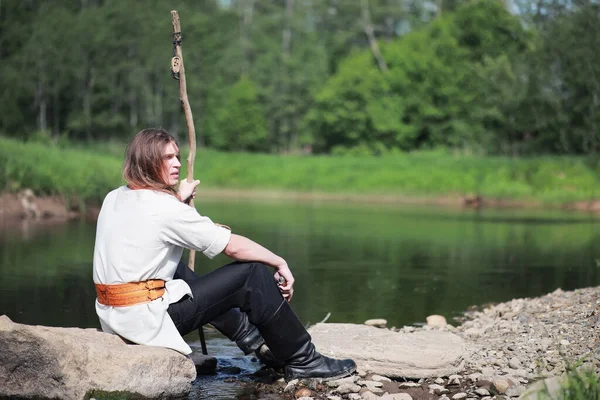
left=2, top=136, right=600, bottom=206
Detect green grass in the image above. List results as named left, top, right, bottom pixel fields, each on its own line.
left=2, top=136, right=600, bottom=205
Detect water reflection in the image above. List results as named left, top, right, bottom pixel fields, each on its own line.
left=1, top=201, right=599, bottom=332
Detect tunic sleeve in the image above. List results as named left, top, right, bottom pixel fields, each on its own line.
left=160, top=204, right=231, bottom=259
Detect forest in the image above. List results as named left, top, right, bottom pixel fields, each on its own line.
left=1, top=0, right=600, bottom=157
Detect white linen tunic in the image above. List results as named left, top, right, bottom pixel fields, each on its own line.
left=93, top=186, right=231, bottom=355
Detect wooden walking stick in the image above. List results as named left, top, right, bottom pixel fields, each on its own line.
left=170, top=10, right=208, bottom=355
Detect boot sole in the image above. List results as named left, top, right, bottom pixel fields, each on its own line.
left=285, top=364, right=357, bottom=382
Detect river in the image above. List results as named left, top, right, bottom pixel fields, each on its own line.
left=1, top=199, right=599, bottom=398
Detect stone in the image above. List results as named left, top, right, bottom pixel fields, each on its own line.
left=371, top=374, right=392, bottom=382
left=451, top=393, right=467, bottom=400
left=398, top=382, right=420, bottom=388
left=308, top=323, right=466, bottom=379
left=475, top=388, right=490, bottom=396
left=189, top=352, right=217, bottom=374
left=505, top=385, right=525, bottom=397
left=492, top=377, right=510, bottom=394
left=358, top=380, right=383, bottom=388
left=381, top=394, right=413, bottom=400
left=428, top=384, right=448, bottom=394
left=364, top=319, right=388, bottom=328
left=334, top=383, right=361, bottom=394
left=347, top=394, right=361, bottom=400
left=284, top=379, right=299, bottom=393
left=297, top=397, right=313, bottom=400
left=426, top=315, right=447, bottom=327
left=295, top=388, right=313, bottom=398
left=519, top=376, right=564, bottom=400
left=508, top=357, right=522, bottom=369
left=361, top=391, right=380, bottom=400
left=327, top=375, right=357, bottom=387
left=0, top=315, right=195, bottom=399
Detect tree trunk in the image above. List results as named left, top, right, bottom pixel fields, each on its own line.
left=360, top=0, right=388, bottom=73
left=52, top=86, right=60, bottom=137
left=280, top=0, right=294, bottom=152
left=240, top=0, right=255, bottom=76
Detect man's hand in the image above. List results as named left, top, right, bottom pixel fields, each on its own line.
left=178, top=179, right=200, bottom=204
left=274, top=262, right=295, bottom=302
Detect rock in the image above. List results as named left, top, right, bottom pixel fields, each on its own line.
left=297, top=397, right=313, bottom=400
left=364, top=319, right=388, bottom=328
left=295, top=388, right=312, bottom=398
left=398, top=382, right=420, bottom=388
left=334, top=383, right=361, bottom=394
left=492, top=377, right=510, bottom=394
left=0, top=315, right=195, bottom=399
left=308, top=323, right=466, bottom=379
left=348, top=394, right=361, bottom=400
left=519, top=376, right=564, bottom=400
left=505, top=385, right=526, bottom=397
left=327, top=376, right=357, bottom=387
left=358, top=380, right=383, bottom=388
left=381, top=394, right=413, bottom=400
left=426, top=315, right=447, bottom=327
left=189, top=351, right=217, bottom=374
left=451, top=393, right=467, bottom=400
left=475, top=388, right=490, bottom=396
left=508, top=357, right=522, bottom=369
left=371, top=374, right=392, bottom=382
left=284, top=379, right=299, bottom=393
left=428, top=384, right=448, bottom=394
left=434, top=377, right=445, bottom=384
left=361, top=391, right=380, bottom=400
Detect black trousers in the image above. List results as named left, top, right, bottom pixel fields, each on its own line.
left=168, top=261, right=284, bottom=337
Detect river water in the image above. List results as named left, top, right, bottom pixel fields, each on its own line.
left=2, top=199, right=600, bottom=398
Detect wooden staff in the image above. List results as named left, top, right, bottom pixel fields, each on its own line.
left=170, top=10, right=198, bottom=272
left=170, top=11, right=208, bottom=355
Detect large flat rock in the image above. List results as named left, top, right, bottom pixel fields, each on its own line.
left=0, top=315, right=196, bottom=399
left=308, top=323, right=466, bottom=379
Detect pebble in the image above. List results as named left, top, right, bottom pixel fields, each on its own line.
left=381, top=394, right=413, bottom=400
left=398, top=382, right=420, bottom=388
left=284, top=379, right=298, bottom=393
left=426, top=314, right=447, bottom=327
left=475, top=388, right=490, bottom=396
left=295, top=388, right=312, bottom=398
left=364, top=319, right=387, bottom=328
left=334, top=383, right=361, bottom=394
left=492, top=377, right=510, bottom=394
left=357, top=380, right=383, bottom=388
left=360, top=391, right=379, bottom=400
left=371, top=374, right=392, bottom=382
left=451, top=393, right=467, bottom=400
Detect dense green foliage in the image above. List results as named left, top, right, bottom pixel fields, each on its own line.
left=2, top=0, right=600, bottom=155
left=3, top=136, right=600, bottom=204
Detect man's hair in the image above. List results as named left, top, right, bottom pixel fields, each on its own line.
left=123, top=128, right=179, bottom=196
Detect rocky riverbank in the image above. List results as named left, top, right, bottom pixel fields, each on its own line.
left=240, top=285, right=600, bottom=400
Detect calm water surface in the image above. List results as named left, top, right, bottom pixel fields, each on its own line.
left=2, top=199, right=600, bottom=398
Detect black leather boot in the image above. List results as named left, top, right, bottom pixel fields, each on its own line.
left=210, top=308, right=265, bottom=355
left=258, top=300, right=356, bottom=381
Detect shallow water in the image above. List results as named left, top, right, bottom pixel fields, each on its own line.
left=2, top=199, right=600, bottom=398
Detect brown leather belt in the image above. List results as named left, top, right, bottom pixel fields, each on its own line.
left=95, top=279, right=166, bottom=307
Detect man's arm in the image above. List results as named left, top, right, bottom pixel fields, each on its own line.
left=223, top=233, right=294, bottom=301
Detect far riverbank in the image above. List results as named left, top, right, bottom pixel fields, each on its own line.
left=4, top=136, right=600, bottom=215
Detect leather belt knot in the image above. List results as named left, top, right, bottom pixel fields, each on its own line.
left=95, top=279, right=166, bottom=307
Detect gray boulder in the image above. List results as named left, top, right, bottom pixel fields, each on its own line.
left=0, top=315, right=196, bottom=399
left=308, top=323, right=466, bottom=379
